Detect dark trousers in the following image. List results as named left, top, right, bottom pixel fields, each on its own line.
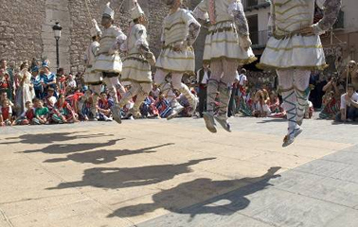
left=228, top=87, right=238, bottom=118
left=336, top=106, right=358, bottom=121
left=198, top=85, right=207, bottom=117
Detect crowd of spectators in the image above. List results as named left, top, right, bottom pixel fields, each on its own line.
left=1, top=57, right=358, bottom=127
left=0, top=58, right=200, bottom=127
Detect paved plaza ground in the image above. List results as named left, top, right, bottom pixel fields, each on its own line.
left=0, top=116, right=358, bottom=227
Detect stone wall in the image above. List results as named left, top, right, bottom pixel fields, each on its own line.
left=0, top=0, right=46, bottom=68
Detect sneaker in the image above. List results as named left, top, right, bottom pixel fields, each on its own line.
left=111, top=105, right=122, bottom=124
left=167, top=105, right=184, bottom=120
left=282, top=126, right=302, bottom=147
left=104, top=116, right=113, bottom=122
left=214, top=116, right=231, bottom=132
left=203, top=112, right=217, bottom=133
left=129, top=108, right=142, bottom=119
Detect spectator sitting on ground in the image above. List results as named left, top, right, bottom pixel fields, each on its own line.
left=253, top=90, right=271, bottom=117
left=14, top=101, right=36, bottom=125
left=155, top=94, right=172, bottom=119
left=140, top=92, right=160, bottom=118
left=33, top=99, right=49, bottom=125
left=320, top=75, right=341, bottom=119
left=56, top=94, right=79, bottom=123
left=336, top=84, right=358, bottom=122
left=44, top=87, right=57, bottom=106
left=46, top=96, right=66, bottom=124
left=97, top=92, right=113, bottom=121
left=0, top=98, right=13, bottom=126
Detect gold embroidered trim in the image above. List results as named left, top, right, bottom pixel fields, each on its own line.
left=266, top=45, right=323, bottom=51
left=256, top=63, right=329, bottom=71
left=275, top=4, right=309, bottom=15
left=203, top=56, right=257, bottom=66
left=205, top=39, right=239, bottom=45
left=122, top=66, right=151, bottom=72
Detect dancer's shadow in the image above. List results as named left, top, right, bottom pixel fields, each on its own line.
left=47, top=158, right=216, bottom=190
left=2, top=132, right=113, bottom=145
left=44, top=143, right=174, bottom=165
left=108, top=167, right=281, bottom=218
left=23, top=139, right=123, bottom=154
left=257, top=118, right=287, bottom=124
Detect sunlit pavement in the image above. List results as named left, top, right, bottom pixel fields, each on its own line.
left=0, top=116, right=357, bottom=227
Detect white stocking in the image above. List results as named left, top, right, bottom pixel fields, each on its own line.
left=277, top=70, right=297, bottom=138
left=293, top=70, right=311, bottom=125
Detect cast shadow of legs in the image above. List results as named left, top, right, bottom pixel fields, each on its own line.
left=23, top=139, right=123, bottom=154
left=44, top=143, right=175, bottom=165
left=108, top=167, right=281, bottom=218
left=3, top=131, right=114, bottom=145
left=47, top=158, right=216, bottom=190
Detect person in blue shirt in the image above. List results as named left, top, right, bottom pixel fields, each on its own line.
left=40, top=61, right=57, bottom=97
left=31, top=66, right=44, bottom=99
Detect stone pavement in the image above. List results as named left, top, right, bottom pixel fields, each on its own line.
left=0, top=117, right=357, bottom=227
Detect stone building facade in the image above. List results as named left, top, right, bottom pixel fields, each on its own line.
left=0, top=0, right=203, bottom=73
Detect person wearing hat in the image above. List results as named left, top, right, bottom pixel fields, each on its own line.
left=30, top=66, right=44, bottom=99
left=193, top=0, right=256, bottom=134
left=84, top=19, right=102, bottom=119
left=256, top=0, right=341, bottom=147
left=40, top=60, right=57, bottom=97
left=117, top=0, right=156, bottom=119
left=92, top=2, right=127, bottom=124
left=154, top=0, right=201, bottom=120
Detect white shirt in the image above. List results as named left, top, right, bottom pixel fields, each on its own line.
left=340, top=92, right=358, bottom=110
left=239, top=74, right=247, bottom=86
left=197, top=69, right=210, bottom=84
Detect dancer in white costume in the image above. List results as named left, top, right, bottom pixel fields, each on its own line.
left=118, top=0, right=156, bottom=119
left=84, top=19, right=102, bottom=119
left=92, top=2, right=127, bottom=124
left=193, top=0, right=256, bottom=133
left=258, top=0, right=342, bottom=147
left=155, top=0, right=201, bottom=120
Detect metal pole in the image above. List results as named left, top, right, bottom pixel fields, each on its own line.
left=56, top=38, right=60, bottom=69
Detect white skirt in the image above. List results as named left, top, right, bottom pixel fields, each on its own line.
left=92, top=54, right=122, bottom=73
left=122, top=55, right=152, bottom=83
left=155, top=46, right=195, bottom=74
left=203, top=21, right=256, bottom=65
left=258, top=35, right=327, bottom=70
left=84, top=67, right=102, bottom=85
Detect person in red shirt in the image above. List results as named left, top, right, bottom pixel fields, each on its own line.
left=14, top=101, right=36, bottom=125
left=0, top=98, right=13, bottom=126
left=56, top=94, right=79, bottom=123
left=97, top=92, right=113, bottom=121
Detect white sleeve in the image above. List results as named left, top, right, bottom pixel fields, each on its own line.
left=340, top=94, right=346, bottom=109
left=193, top=0, right=209, bottom=20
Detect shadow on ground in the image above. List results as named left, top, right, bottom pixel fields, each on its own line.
left=23, top=139, right=123, bottom=154
left=108, top=167, right=281, bottom=218
left=44, top=143, right=175, bottom=164
left=47, top=158, right=216, bottom=190
left=2, top=131, right=114, bottom=145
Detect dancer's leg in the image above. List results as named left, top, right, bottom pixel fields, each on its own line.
left=130, top=83, right=152, bottom=118
left=277, top=70, right=298, bottom=147
left=103, top=76, right=121, bottom=124
left=172, top=72, right=198, bottom=116
left=293, top=70, right=311, bottom=126
left=90, top=85, right=102, bottom=119
left=215, top=59, right=239, bottom=132
left=155, top=70, right=183, bottom=120
left=203, top=60, right=223, bottom=133
left=118, top=81, right=141, bottom=108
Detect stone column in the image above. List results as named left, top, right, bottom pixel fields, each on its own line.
left=41, top=0, right=71, bottom=73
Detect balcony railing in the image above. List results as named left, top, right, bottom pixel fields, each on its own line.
left=250, top=30, right=269, bottom=49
